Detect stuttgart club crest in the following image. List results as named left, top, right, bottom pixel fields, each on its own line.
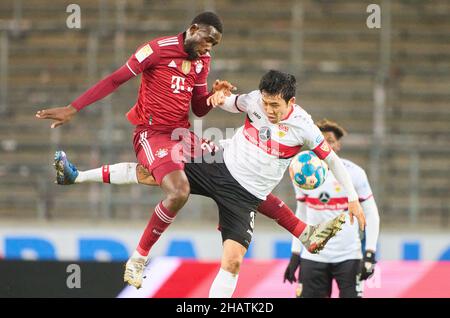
left=155, top=148, right=169, bottom=158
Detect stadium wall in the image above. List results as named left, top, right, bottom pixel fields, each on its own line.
left=0, top=225, right=449, bottom=261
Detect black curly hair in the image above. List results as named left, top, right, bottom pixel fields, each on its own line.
left=191, top=12, right=223, bottom=34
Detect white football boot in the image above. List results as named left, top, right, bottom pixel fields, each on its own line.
left=124, top=257, right=148, bottom=289
left=299, top=213, right=346, bottom=254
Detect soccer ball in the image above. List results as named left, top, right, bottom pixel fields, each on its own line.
left=289, top=150, right=328, bottom=190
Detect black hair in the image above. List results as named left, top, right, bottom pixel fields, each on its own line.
left=191, top=12, right=223, bottom=34
left=258, top=70, right=297, bottom=103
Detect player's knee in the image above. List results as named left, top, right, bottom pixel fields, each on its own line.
left=166, top=181, right=190, bottom=208
left=223, top=255, right=243, bottom=274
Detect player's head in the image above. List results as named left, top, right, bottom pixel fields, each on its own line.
left=184, top=12, right=223, bottom=60
left=316, top=119, right=347, bottom=152
left=259, top=70, right=297, bottom=124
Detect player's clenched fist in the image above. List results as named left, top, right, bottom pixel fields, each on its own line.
left=35, top=104, right=78, bottom=128
left=207, top=79, right=236, bottom=107
left=207, top=90, right=226, bottom=107
left=212, top=79, right=236, bottom=96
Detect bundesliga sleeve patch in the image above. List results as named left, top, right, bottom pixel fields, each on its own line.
left=313, top=140, right=332, bottom=159
left=135, top=44, right=153, bottom=63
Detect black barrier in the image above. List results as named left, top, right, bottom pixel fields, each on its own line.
left=0, top=260, right=126, bottom=297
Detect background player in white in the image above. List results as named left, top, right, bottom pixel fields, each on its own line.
left=283, top=119, right=380, bottom=298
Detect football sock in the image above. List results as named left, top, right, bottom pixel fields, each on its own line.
left=137, top=201, right=176, bottom=256
left=76, top=163, right=138, bottom=184
left=258, top=193, right=306, bottom=237
left=132, top=250, right=147, bottom=259
left=75, top=168, right=102, bottom=183
left=209, top=268, right=238, bottom=298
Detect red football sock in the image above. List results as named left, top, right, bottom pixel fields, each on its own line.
left=137, top=201, right=176, bottom=256
left=258, top=193, right=306, bottom=237
left=102, top=165, right=110, bottom=183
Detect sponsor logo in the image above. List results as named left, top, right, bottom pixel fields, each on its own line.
left=171, top=76, right=186, bottom=94
left=259, top=126, right=271, bottom=141
left=135, top=44, right=153, bottom=63
left=278, top=131, right=286, bottom=138
left=195, top=60, right=203, bottom=74
left=168, top=60, right=177, bottom=68
left=152, top=229, right=163, bottom=236
left=155, top=148, right=169, bottom=158
left=319, top=192, right=331, bottom=203
left=182, top=60, right=191, bottom=75
left=252, top=111, right=262, bottom=119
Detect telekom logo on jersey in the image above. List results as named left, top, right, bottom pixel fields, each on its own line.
left=171, top=76, right=193, bottom=94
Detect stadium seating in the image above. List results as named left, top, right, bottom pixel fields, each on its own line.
left=0, top=0, right=449, bottom=227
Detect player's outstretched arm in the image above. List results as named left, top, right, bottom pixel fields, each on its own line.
left=35, top=104, right=78, bottom=129
left=359, top=196, right=380, bottom=280
left=324, top=152, right=366, bottom=230
left=206, top=80, right=236, bottom=107
left=35, top=64, right=135, bottom=128
left=192, top=79, right=236, bottom=117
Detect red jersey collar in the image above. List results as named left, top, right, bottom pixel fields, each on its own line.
left=177, top=32, right=186, bottom=53
left=281, top=104, right=295, bottom=121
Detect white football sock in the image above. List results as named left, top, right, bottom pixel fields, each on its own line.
left=75, top=162, right=138, bottom=184
left=209, top=268, right=238, bottom=298
left=110, top=163, right=138, bottom=184
left=132, top=250, right=147, bottom=259
left=75, top=168, right=102, bottom=183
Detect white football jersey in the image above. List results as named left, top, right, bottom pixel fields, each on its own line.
left=295, top=159, right=373, bottom=263
left=220, top=90, right=331, bottom=200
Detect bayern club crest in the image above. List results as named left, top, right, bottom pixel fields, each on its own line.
left=259, top=126, right=271, bottom=141
left=195, top=60, right=203, bottom=74
left=155, top=148, right=169, bottom=158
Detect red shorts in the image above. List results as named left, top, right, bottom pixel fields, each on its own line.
left=133, top=126, right=211, bottom=184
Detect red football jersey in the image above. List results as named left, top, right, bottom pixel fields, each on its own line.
left=126, top=33, right=211, bottom=132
